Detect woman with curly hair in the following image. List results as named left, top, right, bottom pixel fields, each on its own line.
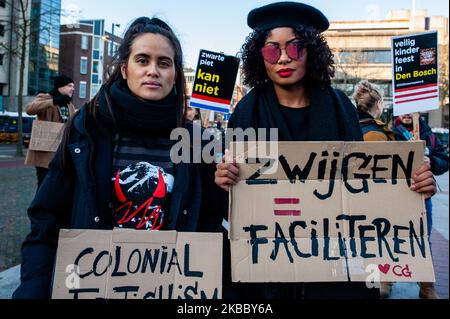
left=215, top=1, right=372, bottom=300
left=218, top=2, right=362, bottom=146
left=215, top=2, right=436, bottom=300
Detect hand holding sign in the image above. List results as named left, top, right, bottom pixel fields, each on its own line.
left=410, top=159, right=436, bottom=199
left=215, top=149, right=240, bottom=192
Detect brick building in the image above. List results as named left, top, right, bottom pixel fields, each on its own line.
left=59, top=20, right=121, bottom=109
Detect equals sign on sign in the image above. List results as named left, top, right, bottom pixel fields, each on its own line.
left=273, top=198, right=301, bottom=216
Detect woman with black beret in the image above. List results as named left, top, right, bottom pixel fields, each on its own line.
left=215, top=1, right=436, bottom=299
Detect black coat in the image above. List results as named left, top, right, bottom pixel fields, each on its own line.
left=392, top=117, right=449, bottom=176
left=13, top=106, right=223, bottom=299
left=228, top=84, right=363, bottom=142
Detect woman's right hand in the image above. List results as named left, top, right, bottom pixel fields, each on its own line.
left=215, top=149, right=240, bottom=192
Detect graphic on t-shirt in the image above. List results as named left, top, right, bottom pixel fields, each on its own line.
left=58, top=105, right=70, bottom=123
left=112, top=162, right=174, bottom=230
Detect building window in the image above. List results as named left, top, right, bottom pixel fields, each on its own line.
left=91, top=84, right=100, bottom=97
left=80, top=57, right=88, bottom=74
left=93, top=37, right=100, bottom=50
left=0, top=53, right=3, bottom=66
left=79, top=81, right=87, bottom=99
left=0, top=24, right=4, bottom=37
left=108, top=42, right=113, bottom=56
left=92, top=61, right=99, bottom=74
left=0, top=0, right=6, bottom=8
left=334, top=50, right=391, bottom=64
left=94, top=20, right=102, bottom=36
left=81, top=35, right=89, bottom=50
left=93, top=50, right=100, bottom=60
left=92, top=74, right=99, bottom=84
left=108, top=43, right=119, bottom=57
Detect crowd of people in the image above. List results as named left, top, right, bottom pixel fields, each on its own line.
left=15, top=1, right=448, bottom=300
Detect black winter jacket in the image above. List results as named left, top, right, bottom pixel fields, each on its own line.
left=13, top=106, right=223, bottom=299
left=392, top=117, right=449, bottom=176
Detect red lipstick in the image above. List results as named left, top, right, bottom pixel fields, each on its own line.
left=277, top=68, right=294, bottom=77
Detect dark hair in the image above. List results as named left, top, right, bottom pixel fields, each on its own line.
left=352, top=80, right=383, bottom=113
left=194, top=108, right=202, bottom=121
left=240, top=25, right=334, bottom=89
left=60, top=17, right=186, bottom=175
left=103, top=17, right=186, bottom=126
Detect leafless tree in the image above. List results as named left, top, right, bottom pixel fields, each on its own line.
left=0, top=0, right=62, bottom=156
left=331, top=48, right=380, bottom=97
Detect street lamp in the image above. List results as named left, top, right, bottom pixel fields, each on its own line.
left=110, top=23, right=121, bottom=56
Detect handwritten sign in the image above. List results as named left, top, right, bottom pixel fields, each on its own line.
left=229, top=142, right=435, bottom=283
left=28, top=120, right=64, bottom=152
left=392, top=31, right=439, bottom=116
left=190, top=49, right=239, bottom=113
left=52, top=229, right=222, bottom=299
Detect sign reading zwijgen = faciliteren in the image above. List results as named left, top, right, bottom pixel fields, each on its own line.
left=190, top=49, right=240, bottom=113
left=392, top=31, right=439, bottom=116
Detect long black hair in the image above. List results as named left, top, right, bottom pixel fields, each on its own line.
left=240, top=25, right=335, bottom=90
left=60, top=17, right=186, bottom=174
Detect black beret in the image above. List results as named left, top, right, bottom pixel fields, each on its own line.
left=247, top=1, right=329, bottom=33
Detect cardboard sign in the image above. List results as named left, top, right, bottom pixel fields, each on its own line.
left=190, top=49, right=240, bottom=113
left=229, top=141, right=435, bottom=283
left=392, top=31, right=439, bottom=116
left=28, top=120, right=65, bottom=152
left=52, top=229, right=223, bottom=299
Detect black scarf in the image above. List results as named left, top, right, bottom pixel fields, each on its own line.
left=48, top=88, right=61, bottom=98
left=97, top=80, right=178, bottom=136
left=229, top=83, right=362, bottom=142
left=358, top=110, right=375, bottom=122
left=49, top=88, right=71, bottom=123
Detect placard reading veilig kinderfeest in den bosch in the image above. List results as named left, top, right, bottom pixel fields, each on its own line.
left=190, top=50, right=240, bottom=113
left=392, top=31, right=439, bottom=116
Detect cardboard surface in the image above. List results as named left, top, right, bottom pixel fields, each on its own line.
left=229, top=141, right=435, bottom=283
left=52, top=229, right=222, bottom=299
left=28, top=120, right=64, bottom=152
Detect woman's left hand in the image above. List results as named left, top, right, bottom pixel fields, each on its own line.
left=410, top=156, right=436, bottom=199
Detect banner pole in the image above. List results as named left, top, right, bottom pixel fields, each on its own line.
left=412, top=112, right=421, bottom=141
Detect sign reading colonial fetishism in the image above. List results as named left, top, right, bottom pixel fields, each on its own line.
left=52, top=229, right=222, bottom=299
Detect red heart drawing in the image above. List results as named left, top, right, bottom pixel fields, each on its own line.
left=378, top=264, right=390, bottom=274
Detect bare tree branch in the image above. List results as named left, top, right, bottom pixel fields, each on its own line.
left=0, top=0, right=65, bottom=156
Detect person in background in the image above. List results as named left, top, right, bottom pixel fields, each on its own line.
left=25, top=75, right=76, bottom=188
left=353, top=80, right=395, bottom=141
left=391, top=113, right=448, bottom=299
left=186, top=106, right=202, bottom=122
left=353, top=81, right=439, bottom=298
